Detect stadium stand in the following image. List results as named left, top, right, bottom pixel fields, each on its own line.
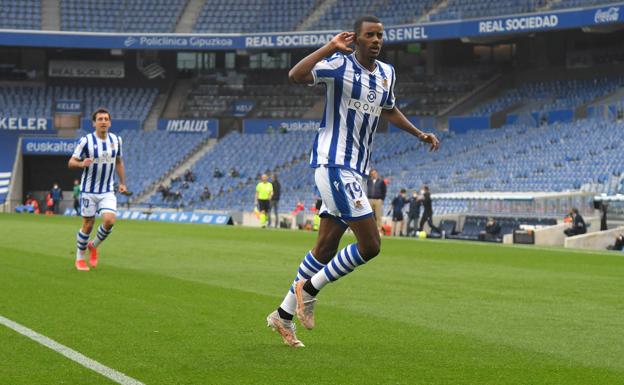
left=182, top=83, right=321, bottom=119
left=3, top=0, right=619, bottom=34
left=133, top=113, right=624, bottom=218
left=429, top=0, right=546, bottom=21
left=193, top=0, right=320, bottom=33
left=60, top=0, right=187, bottom=32
left=145, top=131, right=311, bottom=211
left=378, top=118, right=624, bottom=203
left=0, top=85, right=158, bottom=123
left=0, top=0, right=40, bottom=30
left=400, top=66, right=497, bottom=116
left=113, top=130, right=212, bottom=205
left=181, top=70, right=323, bottom=118
left=550, top=0, right=622, bottom=10
left=308, top=0, right=436, bottom=31
left=471, top=76, right=624, bottom=116
left=182, top=65, right=496, bottom=119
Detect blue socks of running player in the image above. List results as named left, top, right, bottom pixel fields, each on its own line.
left=278, top=244, right=367, bottom=318
left=92, top=224, right=113, bottom=248
left=76, top=230, right=89, bottom=260
left=310, top=243, right=366, bottom=291
left=279, top=251, right=325, bottom=318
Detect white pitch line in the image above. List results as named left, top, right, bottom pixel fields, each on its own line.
left=0, top=315, right=145, bottom=385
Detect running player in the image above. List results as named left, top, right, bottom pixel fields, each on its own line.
left=68, top=108, right=127, bottom=271
left=266, top=16, right=440, bottom=347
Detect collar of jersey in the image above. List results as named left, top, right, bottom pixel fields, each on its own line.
left=350, top=53, right=379, bottom=75
left=93, top=132, right=110, bottom=141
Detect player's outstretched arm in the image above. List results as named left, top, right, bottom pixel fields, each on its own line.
left=288, top=32, right=354, bottom=84
left=381, top=107, right=440, bottom=152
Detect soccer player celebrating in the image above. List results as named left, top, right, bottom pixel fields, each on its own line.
left=266, top=16, right=440, bottom=347
left=68, top=108, right=127, bottom=271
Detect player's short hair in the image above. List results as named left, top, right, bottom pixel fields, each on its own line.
left=92, top=108, right=111, bottom=122
left=354, top=15, right=381, bottom=36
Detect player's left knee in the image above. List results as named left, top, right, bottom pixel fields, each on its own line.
left=103, top=219, right=115, bottom=230
left=359, top=238, right=381, bottom=261
left=312, top=244, right=338, bottom=264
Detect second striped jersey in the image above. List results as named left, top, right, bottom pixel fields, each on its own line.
left=72, top=132, right=123, bottom=194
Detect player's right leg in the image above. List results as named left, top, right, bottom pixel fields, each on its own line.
left=87, top=193, right=117, bottom=267
left=76, top=217, right=94, bottom=271
left=75, top=194, right=96, bottom=271
left=294, top=167, right=380, bottom=329
left=269, top=216, right=346, bottom=346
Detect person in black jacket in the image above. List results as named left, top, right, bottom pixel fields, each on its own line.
left=418, top=185, right=440, bottom=234
left=390, top=189, right=408, bottom=236
left=268, top=173, right=281, bottom=228
left=479, top=217, right=501, bottom=242
left=564, top=208, right=587, bottom=236
left=406, top=190, right=421, bottom=236
left=606, top=233, right=624, bottom=251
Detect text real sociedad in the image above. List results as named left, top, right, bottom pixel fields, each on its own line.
left=479, top=14, right=558, bottom=33
left=245, top=27, right=429, bottom=47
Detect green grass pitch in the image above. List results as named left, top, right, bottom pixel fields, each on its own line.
left=1, top=213, right=623, bottom=385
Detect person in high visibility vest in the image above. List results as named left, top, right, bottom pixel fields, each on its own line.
left=255, top=174, right=273, bottom=228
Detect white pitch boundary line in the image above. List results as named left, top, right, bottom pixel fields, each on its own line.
left=0, top=315, right=145, bottom=385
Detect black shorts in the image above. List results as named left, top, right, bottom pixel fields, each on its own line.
left=392, top=211, right=404, bottom=221
left=258, top=199, right=270, bottom=212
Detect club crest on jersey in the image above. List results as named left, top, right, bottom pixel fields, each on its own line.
left=382, top=77, right=388, bottom=89
left=367, top=89, right=377, bottom=103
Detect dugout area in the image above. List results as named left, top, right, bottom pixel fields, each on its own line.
left=6, top=147, right=82, bottom=213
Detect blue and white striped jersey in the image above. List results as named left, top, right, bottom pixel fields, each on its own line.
left=72, top=132, right=123, bottom=194
left=309, top=52, right=396, bottom=176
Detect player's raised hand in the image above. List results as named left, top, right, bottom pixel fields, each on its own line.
left=82, top=158, right=94, bottom=168
left=331, top=32, right=355, bottom=54
left=420, top=133, right=440, bottom=152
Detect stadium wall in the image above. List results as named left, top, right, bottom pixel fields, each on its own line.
left=534, top=217, right=601, bottom=246
left=564, top=226, right=624, bottom=250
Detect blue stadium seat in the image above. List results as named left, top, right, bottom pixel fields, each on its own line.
left=472, top=77, right=624, bottom=116
left=429, top=0, right=545, bottom=21
left=60, top=0, right=186, bottom=32
left=0, top=85, right=158, bottom=125
left=0, top=0, right=40, bottom=30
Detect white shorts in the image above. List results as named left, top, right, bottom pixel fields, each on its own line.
left=80, top=192, right=117, bottom=217
left=315, top=166, right=373, bottom=224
